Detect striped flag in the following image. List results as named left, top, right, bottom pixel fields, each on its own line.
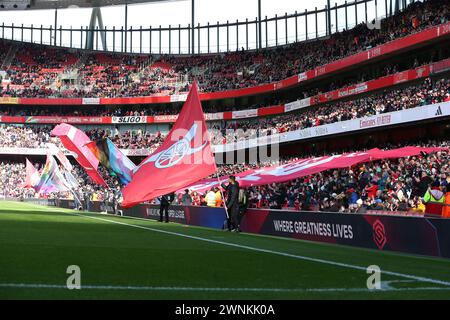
left=34, top=154, right=71, bottom=194
left=86, top=138, right=136, bottom=185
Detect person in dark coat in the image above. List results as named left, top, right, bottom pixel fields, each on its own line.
left=159, top=192, right=175, bottom=223
left=83, top=189, right=91, bottom=211
left=238, top=188, right=249, bottom=229
left=221, top=175, right=240, bottom=232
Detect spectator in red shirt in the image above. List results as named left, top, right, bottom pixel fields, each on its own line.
left=365, top=181, right=379, bottom=199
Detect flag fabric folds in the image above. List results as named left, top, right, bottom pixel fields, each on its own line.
left=185, top=146, right=447, bottom=193
left=47, top=142, right=73, bottom=171
left=51, top=123, right=107, bottom=186
left=34, top=154, right=71, bottom=194
left=121, top=82, right=217, bottom=208
left=86, top=138, right=136, bottom=185
left=61, top=169, right=79, bottom=189
left=21, top=158, right=40, bottom=189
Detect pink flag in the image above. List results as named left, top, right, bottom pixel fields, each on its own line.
left=51, top=123, right=107, bottom=186
left=21, top=158, right=40, bottom=189
left=121, top=82, right=217, bottom=207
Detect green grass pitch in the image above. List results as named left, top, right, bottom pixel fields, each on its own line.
left=0, top=200, right=449, bottom=300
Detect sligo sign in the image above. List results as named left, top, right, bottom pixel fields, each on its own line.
left=112, top=116, right=147, bottom=124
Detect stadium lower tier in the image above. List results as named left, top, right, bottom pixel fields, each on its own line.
left=2, top=136, right=449, bottom=217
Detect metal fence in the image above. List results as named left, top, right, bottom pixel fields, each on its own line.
left=0, top=0, right=416, bottom=55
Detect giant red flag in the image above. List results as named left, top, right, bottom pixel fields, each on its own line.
left=185, top=146, right=447, bottom=193
left=122, top=82, right=217, bottom=207
left=51, top=123, right=108, bottom=186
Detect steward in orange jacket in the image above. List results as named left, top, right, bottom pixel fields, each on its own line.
left=443, top=188, right=450, bottom=218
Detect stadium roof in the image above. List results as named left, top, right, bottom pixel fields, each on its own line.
left=1, top=0, right=184, bottom=10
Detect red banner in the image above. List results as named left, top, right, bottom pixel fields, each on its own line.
left=19, top=98, right=83, bottom=105
left=187, top=146, right=446, bottom=193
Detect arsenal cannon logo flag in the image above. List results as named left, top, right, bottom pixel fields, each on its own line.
left=121, top=82, right=217, bottom=208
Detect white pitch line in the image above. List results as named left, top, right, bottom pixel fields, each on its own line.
left=66, top=212, right=450, bottom=287
left=1, top=283, right=450, bottom=293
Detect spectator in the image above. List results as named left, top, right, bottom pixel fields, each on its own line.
left=205, top=189, right=217, bottom=207
left=180, top=189, right=192, bottom=206
left=423, top=181, right=446, bottom=216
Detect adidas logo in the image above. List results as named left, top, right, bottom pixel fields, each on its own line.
left=435, top=106, right=442, bottom=116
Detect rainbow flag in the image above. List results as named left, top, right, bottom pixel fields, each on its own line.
left=86, top=138, right=136, bottom=185
left=34, top=154, right=71, bottom=194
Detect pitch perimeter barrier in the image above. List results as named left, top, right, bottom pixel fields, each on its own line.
left=20, top=199, right=227, bottom=229
left=123, top=204, right=227, bottom=229
left=14, top=198, right=450, bottom=258
left=240, top=209, right=450, bottom=259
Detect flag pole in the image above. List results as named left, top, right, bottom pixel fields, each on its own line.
left=198, top=75, right=230, bottom=221
left=216, top=172, right=230, bottom=219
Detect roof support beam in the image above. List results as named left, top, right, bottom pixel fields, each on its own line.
left=191, top=0, right=195, bottom=54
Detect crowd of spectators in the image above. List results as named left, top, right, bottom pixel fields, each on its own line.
left=210, top=77, right=450, bottom=144
left=169, top=0, right=450, bottom=93
left=244, top=140, right=449, bottom=215
left=0, top=159, right=121, bottom=203
left=0, top=124, right=166, bottom=151
left=0, top=125, right=59, bottom=148
left=0, top=56, right=437, bottom=118
left=87, top=127, right=166, bottom=152
left=180, top=139, right=450, bottom=216
left=0, top=0, right=448, bottom=98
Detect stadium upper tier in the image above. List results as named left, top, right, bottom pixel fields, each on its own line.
left=1, top=57, right=449, bottom=125
left=0, top=0, right=449, bottom=102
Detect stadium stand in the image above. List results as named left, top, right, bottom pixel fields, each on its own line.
left=1, top=139, right=448, bottom=215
